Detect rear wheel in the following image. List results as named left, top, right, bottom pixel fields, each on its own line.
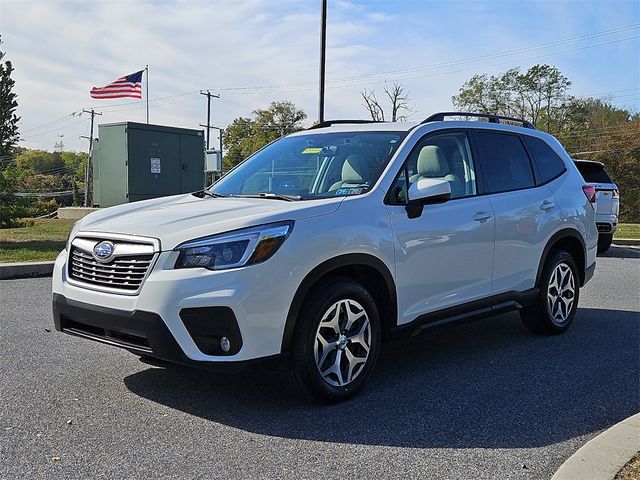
left=521, top=250, right=579, bottom=335
left=597, top=233, right=613, bottom=253
left=286, top=278, right=380, bottom=403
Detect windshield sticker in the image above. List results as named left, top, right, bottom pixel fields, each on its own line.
left=302, top=147, right=323, bottom=154
left=335, top=187, right=365, bottom=196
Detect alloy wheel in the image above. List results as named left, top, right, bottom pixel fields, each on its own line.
left=547, top=262, right=575, bottom=325
left=314, top=299, right=371, bottom=387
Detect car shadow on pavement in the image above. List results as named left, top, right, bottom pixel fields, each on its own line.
left=123, top=307, right=639, bottom=449
left=600, top=245, right=640, bottom=259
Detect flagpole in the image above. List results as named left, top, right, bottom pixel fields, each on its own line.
left=145, top=65, right=149, bottom=124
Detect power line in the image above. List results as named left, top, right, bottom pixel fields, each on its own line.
left=205, top=24, right=640, bottom=93
left=20, top=118, right=89, bottom=141
left=570, top=145, right=640, bottom=155
left=220, top=35, right=640, bottom=96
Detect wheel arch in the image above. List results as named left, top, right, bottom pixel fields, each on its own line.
left=536, top=228, right=587, bottom=287
left=281, top=253, right=397, bottom=353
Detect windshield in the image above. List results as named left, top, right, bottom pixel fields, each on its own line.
left=211, top=131, right=406, bottom=200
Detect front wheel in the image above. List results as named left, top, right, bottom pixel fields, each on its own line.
left=521, top=250, right=580, bottom=335
left=286, top=278, right=381, bottom=403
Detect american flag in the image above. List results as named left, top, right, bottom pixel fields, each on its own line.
left=90, top=70, right=144, bottom=99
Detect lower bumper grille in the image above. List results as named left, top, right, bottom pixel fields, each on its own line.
left=62, top=317, right=152, bottom=353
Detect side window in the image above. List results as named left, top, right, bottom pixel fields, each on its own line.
left=524, top=136, right=567, bottom=183
left=474, top=131, right=535, bottom=194
left=388, top=131, right=477, bottom=204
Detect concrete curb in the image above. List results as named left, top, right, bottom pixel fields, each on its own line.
left=0, top=261, right=55, bottom=280
left=613, top=238, right=640, bottom=246
left=552, top=413, right=640, bottom=480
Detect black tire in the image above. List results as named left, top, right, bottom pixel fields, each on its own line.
left=597, top=233, right=613, bottom=253
left=286, top=277, right=381, bottom=403
left=520, top=250, right=580, bottom=335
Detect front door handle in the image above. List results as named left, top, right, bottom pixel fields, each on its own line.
left=540, top=200, right=555, bottom=211
left=473, top=211, right=493, bottom=222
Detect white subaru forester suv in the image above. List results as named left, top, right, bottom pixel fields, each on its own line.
left=53, top=112, right=598, bottom=403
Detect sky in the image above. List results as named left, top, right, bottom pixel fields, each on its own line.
left=1, top=0, right=639, bottom=153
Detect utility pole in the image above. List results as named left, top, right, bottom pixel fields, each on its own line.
left=53, top=134, right=65, bottom=152
left=199, top=90, right=220, bottom=149
left=81, top=108, right=102, bottom=207
left=145, top=65, right=149, bottom=124
left=318, top=0, right=327, bottom=123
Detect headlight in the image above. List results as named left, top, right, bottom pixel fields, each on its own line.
left=174, top=221, right=293, bottom=271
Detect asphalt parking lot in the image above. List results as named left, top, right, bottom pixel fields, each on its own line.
left=1, top=246, right=638, bottom=480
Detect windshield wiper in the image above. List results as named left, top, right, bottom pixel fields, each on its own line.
left=192, top=189, right=226, bottom=198
left=233, top=193, right=302, bottom=202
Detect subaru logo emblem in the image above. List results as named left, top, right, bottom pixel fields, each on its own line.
left=93, top=241, right=114, bottom=261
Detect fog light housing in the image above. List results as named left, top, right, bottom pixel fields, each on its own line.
left=220, top=337, right=231, bottom=353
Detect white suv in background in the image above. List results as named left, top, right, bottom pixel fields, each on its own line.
left=574, top=159, right=620, bottom=253
left=53, top=112, right=598, bottom=403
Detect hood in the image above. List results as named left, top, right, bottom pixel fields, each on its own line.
left=77, top=193, right=342, bottom=250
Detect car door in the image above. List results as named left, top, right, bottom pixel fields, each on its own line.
left=472, top=130, right=562, bottom=294
left=386, top=130, right=495, bottom=326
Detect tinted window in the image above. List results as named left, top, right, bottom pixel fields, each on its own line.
left=388, top=131, right=477, bottom=203
left=575, top=162, right=613, bottom=183
left=474, top=131, right=535, bottom=193
left=524, top=136, right=566, bottom=182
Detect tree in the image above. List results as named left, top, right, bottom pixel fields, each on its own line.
left=360, top=82, right=413, bottom=122
left=72, top=180, right=80, bottom=206
left=0, top=35, right=26, bottom=228
left=452, top=65, right=639, bottom=222
left=452, top=65, right=571, bottom=133
left=223, top=101, right=307, bottom=169
left=16, top=149, right=64, bottom=174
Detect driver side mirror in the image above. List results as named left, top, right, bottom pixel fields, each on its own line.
left=406, top=178, right=451, bottom=219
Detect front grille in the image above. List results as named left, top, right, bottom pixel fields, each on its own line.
left=69, top=245, right=154, bottom=293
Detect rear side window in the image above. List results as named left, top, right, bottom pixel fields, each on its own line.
left=575, top=162, right=613, bottom=183
left=473, top=131, right=535, bottom=194
left=524, top=136, right=567, bottom=183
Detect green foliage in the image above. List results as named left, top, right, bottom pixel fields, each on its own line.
left=72, top=180, right=80, bottom=206
left=0, top=36, right=26, bottom=228
left=14, top=149, right=86, bottom=177
left=0, top=35, right=19, bottom=160
left=223, top=101, right=307, bottom=169
left=571, top=117, right=640, bottom=223
left=452, top=64, right=571, bottom=133
left=452, top=64, right=639, bottom=223
left=16, top=149, right=64, bottom=173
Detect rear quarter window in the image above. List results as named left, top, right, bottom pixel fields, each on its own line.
left=523, top=136, right=567, bottom=183
left=473, top=131, right=535, bottom=194
left=575, top=162, right=613, bottom=183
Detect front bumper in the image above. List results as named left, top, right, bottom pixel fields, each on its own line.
left=52, top=246, right=300, bottom=364
left=53, top=293, right=283, bottom=371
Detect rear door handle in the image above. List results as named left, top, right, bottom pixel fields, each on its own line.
left=540, top=200, right=555, bottom=211
left=473, top=211, right=493, bottom=221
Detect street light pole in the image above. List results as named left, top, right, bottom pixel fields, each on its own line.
left=318, top=0, right=327, bottom=123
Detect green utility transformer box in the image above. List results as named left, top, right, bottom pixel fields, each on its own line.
left=92, top=122, right=205, bottom=207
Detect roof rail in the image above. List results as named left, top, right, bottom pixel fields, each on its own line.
left=421, top=112, right=536, bottom=129
left=307, top=119, right=381, bottom=130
